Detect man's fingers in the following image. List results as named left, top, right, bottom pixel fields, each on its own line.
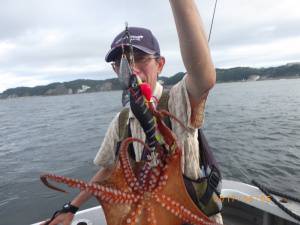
left=39, top=213, right=72, bottom=225
left=63, top=219, right=71, bottom=225
left=50, top=216, right=64, bottom=225
left=63, top=214, right=74, bottom=225
left=39, top=218, right=50, bottom=225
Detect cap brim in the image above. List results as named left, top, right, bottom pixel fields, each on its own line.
left=105, top=44, right=157, bottom=62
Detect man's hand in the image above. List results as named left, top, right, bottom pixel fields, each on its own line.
left=40, top=212, right=74, bottom=225
left=39, top=168, right=107, bottom=225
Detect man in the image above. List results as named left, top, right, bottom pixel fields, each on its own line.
left=42, top=0, right=222, bottom=224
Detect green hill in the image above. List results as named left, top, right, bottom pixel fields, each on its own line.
left=215, top=63, right=300, bottom=82
left=1, top=63, right=299, bottom=99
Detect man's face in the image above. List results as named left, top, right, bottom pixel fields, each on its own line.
left=112, top=48, right=165, bottom=92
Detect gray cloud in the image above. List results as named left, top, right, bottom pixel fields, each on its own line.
left=0, top=0, right=300, bottom=92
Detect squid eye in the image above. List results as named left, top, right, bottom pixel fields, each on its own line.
left=132, top=83, right=137, bottom=88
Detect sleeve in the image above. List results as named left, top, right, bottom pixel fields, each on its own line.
left=168, top=74, right=207, bottom=130
left=93, top=112, right=120, bottom=167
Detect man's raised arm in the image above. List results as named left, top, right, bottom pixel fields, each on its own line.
left=169, top=0, right=216, bottom=102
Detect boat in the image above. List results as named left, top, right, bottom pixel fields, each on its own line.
left=32, top=179, right=300, bottom=225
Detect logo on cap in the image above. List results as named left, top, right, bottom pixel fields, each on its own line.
left=115, top=35, right=144, bottom=44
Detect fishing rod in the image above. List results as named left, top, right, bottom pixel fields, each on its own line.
left=122, top=22, right=135, bottom=66
left=208, top=0, right=218, bottom=43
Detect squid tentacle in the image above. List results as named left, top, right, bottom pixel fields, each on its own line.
left=153, top=193, right=214, bottom=225
left=40, top=174, right=140, bottom=204
left=119, top=137, right=151, bottom=192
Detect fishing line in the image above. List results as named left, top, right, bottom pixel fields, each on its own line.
left=208, top=0, right=218, bottom=43
left=205, top=0, right=268, bottom=194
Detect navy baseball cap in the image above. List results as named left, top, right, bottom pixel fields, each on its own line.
left=105, top=27, right=160, bottom=62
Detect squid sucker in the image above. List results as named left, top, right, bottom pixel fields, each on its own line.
left=40, top=75, right=222, bottom=225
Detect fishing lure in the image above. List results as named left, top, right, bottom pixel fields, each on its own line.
left=117, top=23, right=161, bottom=166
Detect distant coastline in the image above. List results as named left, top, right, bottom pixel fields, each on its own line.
left=1, top=62, right=300, bottom=99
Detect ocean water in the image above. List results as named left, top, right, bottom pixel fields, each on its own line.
left=0, top=79, right=299, bottom=225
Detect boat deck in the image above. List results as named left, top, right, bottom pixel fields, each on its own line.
left=221, top=180, right=300, bottom=225
left=223, top=200, right=299, bottom=225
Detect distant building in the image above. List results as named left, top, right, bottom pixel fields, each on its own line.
left=77, top=85, right=90, bottom=93
left=247, top=75, right=260, bottom=81
left=287, top=62, right=300, bottom=66
left=158, top=80, right=164, bottom=85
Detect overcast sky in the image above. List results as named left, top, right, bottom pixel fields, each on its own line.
left=1, top=0, right=300, bottom=93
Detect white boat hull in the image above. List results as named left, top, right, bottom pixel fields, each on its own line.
left=32, top=180, right=300, bottom=225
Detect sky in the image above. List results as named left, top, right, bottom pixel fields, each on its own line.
left=1, top=0, right=300, bottom=93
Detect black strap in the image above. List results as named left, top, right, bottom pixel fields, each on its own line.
left=199, top=166, right=221, bottom=205
left=182, top=130, right=222, bottom=207
left=127, top=120, right=151, bottom=161
left=115, top=123, right=136, bottom=161
left=45, top=202, right=78, bottom=225
left=183, top=176, right=201, bottom=207
left=197, top=129, right=221, bottom=195
left=118, top=108, right=130, bottom=140
left=45, top=210, right=61, bottom=225
left=198, top=129, right=220, bottom=173
left=127, top=122, right=136, bottom=160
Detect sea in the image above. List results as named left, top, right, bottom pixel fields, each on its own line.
left=0, top=79, right=299, bottom=225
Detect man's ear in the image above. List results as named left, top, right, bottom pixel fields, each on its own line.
left=157, top=56, right=166, bottom=74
